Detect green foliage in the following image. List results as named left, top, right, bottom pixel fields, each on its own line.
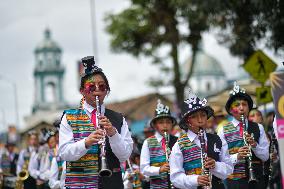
left=105, top=0, right=214, bottom=109
left=211, top=0, right=284, bottom=59
left=104, top=0, right=284, bottom=109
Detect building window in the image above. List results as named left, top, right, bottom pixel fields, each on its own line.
left=45, top=82, right=56, bottom=103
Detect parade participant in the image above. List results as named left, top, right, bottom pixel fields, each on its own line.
left=29, top=130, right=56, bottom=189
left=49, top=119, right=65, bottom=189
left=53, top=119, right=61, bottom=145
left=0, top=142, right=19, bottom=189
left=59, top=56, right=133, bottom=189
left=248, top=108, right=263, bottom=124
left=17, top=130, right=39, bottom=189
left=170, top=90, right=233, bottom=189
left=218, top=82, right=269, bottom=189
left=123, top=153, right=145, bottom=189
left=140, top=99, right=177, bottom=189
left=48, top=157, right=65, bottom=189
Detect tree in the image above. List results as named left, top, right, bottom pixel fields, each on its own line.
left=105, top=0, right=215, bottom=110
left=211, top=0, right=284, bottom=60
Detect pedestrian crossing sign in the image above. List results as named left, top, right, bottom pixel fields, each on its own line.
left=243, top=50, right=277, bottom=83
left=256, top=86, right=273, bottom=104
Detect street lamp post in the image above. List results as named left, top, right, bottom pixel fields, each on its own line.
left=0, top=76, right=20, bottom=128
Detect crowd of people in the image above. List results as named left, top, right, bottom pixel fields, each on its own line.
left=0, top=56, right=281, bottom=189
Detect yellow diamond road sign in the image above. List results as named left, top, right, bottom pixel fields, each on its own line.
left=243, top=50, right=277, bottom=83
left=256, top=86, right=273, bottom=104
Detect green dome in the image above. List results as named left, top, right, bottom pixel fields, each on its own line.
left=35, top=28, right=61, bottom=53
left=182, top=49, right=225, bottom=77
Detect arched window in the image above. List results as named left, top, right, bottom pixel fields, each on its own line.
left=45, top=82, right=56, bottom=103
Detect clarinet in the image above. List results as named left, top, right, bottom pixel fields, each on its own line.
left=127, top=159, right=140, bottom=188
left=164, top=131, right=174, bottom=189
left=198, top=128, right=212, bottom=189
left=268, top=128, right=276, bottom=182
left=96, top=96, right=112, bottom=177
left=240, top=115, right=258, bottom=184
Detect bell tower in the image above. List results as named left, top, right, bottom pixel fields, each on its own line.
left=33, top=28, right=65, bottom=113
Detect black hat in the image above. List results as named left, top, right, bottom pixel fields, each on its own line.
left=81, top=56, right=103, bottom=78
left=40, top=128, right=55, bottom=143
left=150, top=99, right=177, bottom=127
left=225, top=81, right=253, bottom=115
left=5, top=142, right=16, bottom=148
left=44, top=130, right=55, bottom=143
left=179, top=89, right=214, bottom=130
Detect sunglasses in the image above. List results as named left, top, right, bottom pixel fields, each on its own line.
left=84, top=83, right=107, bottom=93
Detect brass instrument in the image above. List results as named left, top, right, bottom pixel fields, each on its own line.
left=96, top=96, right=112, bottom=177
left=198, top=128, right=212, bottom=189
left=164, top=131, right=174, bottom=189
left=15, top=160, right=29, bottom=189
left=240, top=115, right=258, bottom=183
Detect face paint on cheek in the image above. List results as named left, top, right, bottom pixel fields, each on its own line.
left=230, top=101, right=240, bottom=114
left=84, top=83, right=94, bottom=94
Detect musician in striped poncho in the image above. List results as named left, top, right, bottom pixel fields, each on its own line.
left=59, top=56, right=133, bottom=189
left=218, top=82, right=269, bottom=189
left=169, top=90, right=233, bottom=189
left=140, top=99, right=178, bottom=189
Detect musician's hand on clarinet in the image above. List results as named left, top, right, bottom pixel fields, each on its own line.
left=85, top=130, right=104, bottom=148
left=237, top=146, right=250, bottom=160
left=245, top=133, right=257, bottom=148
left=197, top=175, right=210, bottom=186
left=159, top=163, right=170, bottom=173
left=99, top=115, right=117, bottom=137
left=204, top=157, right=215, bottom=169
left=128, top=174, right=134, bottom=182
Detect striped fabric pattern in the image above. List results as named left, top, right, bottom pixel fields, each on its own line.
left=177, top=134, right=202, bottom=175
left=132, top=173, right=142, bottom=189
left=223, top=122, right=246, bottom=180
left=1, top=154, right=11, bottom=174
left=56, top=156, right=64, bottom=180
left=64, top=109, right=99, bottom=189
left=147, top=136, right=168, bottom=189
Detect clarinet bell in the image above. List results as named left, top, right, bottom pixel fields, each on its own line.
left=99, top=157, right=112, bottom=177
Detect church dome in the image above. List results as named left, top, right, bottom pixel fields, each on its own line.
left=35, top=28, right=61, bottom=53
left=182, top=48, right=227, bottom=97
left=182, top=49, right=225, bottom=77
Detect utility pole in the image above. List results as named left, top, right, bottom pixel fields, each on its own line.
left=90, top=0, right=99, bottom=64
